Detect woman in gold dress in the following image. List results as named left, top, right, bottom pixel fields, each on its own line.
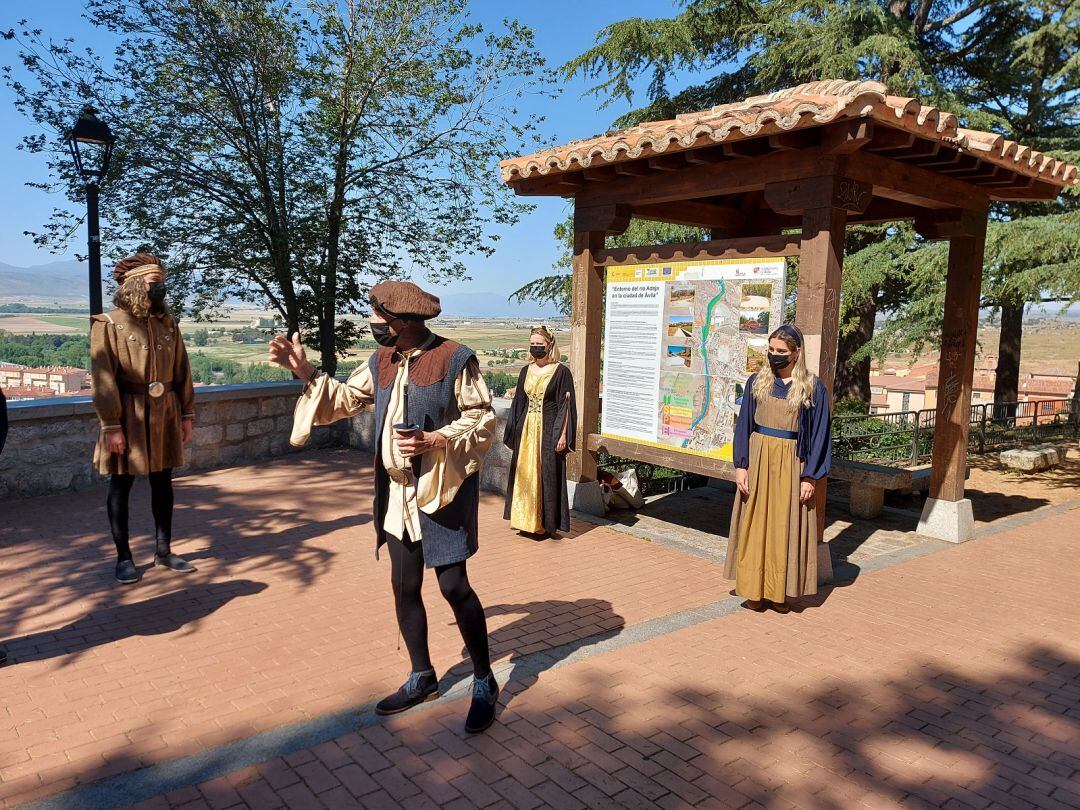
left=725, top=324, right=832, bottom=613
left=503, top=326, right=576, bottom=537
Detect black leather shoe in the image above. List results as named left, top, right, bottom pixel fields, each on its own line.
left=154, top=553, right=196, bottom=573
left=465, top=671, right=500, bottom=734
left=375, top=670, right=439, bottom=716
left=0, top=646, right=8, bottom=667
left=115, top=559, right=141, bottom=585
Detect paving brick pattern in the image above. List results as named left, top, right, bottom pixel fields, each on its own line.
left=1, top=450, right=732, bottom=807
left=2, top=449, right=1079, bottom=808
left=175, top=505, right=1080, bottom=810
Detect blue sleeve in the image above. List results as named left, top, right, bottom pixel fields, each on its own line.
left=733, top=375, right=755, bottom=469
left=802, top=379, right=832, bottom=480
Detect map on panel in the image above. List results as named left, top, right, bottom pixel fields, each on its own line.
left=600, top=257, right=787, bottom=462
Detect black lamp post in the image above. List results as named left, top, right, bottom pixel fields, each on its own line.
left=66, top=106, right=116, bottom=316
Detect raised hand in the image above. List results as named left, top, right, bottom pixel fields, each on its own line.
left=269, top=332, right=313, bottom=380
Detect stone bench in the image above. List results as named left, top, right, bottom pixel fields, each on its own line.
left=999, top=444, right=1068, bottom=472
left=831, top=459, right=933, bottom=519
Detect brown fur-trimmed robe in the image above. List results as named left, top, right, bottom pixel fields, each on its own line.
left=90, top=309, right=195, bottom=475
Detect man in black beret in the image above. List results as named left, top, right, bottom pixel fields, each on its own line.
left=270, top=280, right=500, bottom=733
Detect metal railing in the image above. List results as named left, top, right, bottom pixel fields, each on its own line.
left=833, top=398, right=1077, bottom=467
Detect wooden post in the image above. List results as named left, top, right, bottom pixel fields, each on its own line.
left=568, top=204, right=630, bottom=493
left=796, top=205, right=846, bottom=584
left=568, top=229, right=605, bottom=483
left=915, top=205, right=988, bottom=542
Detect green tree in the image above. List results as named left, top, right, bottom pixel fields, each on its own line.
left=4, top=0, right=551, bottom=375
left=538, top=0, right=1078, bottom=407
left=192, top=329, right=209, bottom=347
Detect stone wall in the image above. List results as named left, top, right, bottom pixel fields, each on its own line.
left=1, top=382, right=336, bottom=501
left=2, top=385, right=514, bottom=501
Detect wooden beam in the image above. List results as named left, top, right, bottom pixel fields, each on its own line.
left=768, top=130, right=818, bottom=151
left=914, top=208, right=987, bottom=242
left=508, top=174, right=585, bottom=196
left=846, top=198, right=922, bottom=224
left=573, top=203, right=632, bottom=234
left=722, top=140, right=772, bottom=158
left=988, top=179, right=1063, bottom=201
left=928, top=205, right=989, bottom=502
left=843, top=151, right=992, bottom=211
left=569, top=230, right=605, bottom=483
left=796, top=202, right=848, bottom=543
left=582, top=166, right=618, bottom=182
left=613, top=161, right=652, bottom=177
left=887, top=140, right=942, bottom=161
left=822, top=120, right=874, bottom=154
left=576, top=149, right=835, bottom=208
left=936, top=155, right=983, bottom=176
left=764, top=175, right=872, bottom=215
left=866, top=127, right=917, bottom=152
left=684, top=147, right=726, bottom=165
left=632, top=201, right=746, bottom=230
left=587, top=433, right=736, bottom=481
left=647, top=153, right=687, bottom=172
left=595, top=233, right=801, bottom=266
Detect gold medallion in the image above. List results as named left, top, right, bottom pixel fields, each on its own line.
left=387, top=467, right=414, bottom=486
left=148, top=381, right=165, bottom=398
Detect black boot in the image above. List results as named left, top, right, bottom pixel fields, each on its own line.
left=154, top=537, right=196, bottom=573
left=115, top=558, right=141, bottom=585
left=464, top=671, right=500, bottom=734
left=375, top=670, right=439, bottom=716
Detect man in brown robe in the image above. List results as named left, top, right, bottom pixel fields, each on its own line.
left=270, top=280, right=501, bottom=733
left=90, top=253, right=196, bottom=584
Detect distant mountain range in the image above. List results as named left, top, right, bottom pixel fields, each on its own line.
left=0, top=260, right=563, bottom=317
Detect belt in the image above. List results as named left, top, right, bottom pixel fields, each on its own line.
left=118, top=379, right=175, bottom=398
left=754, top=425, right=798, bottom=440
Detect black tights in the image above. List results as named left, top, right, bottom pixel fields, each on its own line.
left=106, top=470, right=174, bottom=561
left=387, top=535, right=490, bottom=679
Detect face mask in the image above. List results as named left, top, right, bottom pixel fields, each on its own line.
left=529, top=345, right=548, bottom=359
left=147, top=282, right=167, bottom=304
left=370, top=322, right=397, bottom=347
left=767, top=352, right=791, bottom=372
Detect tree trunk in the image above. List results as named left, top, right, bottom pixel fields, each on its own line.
left=993, top=298, right=1023, bottom=412
left=834, top=293, right=877, bottom=407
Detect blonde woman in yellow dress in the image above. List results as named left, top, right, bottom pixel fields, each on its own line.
left=725, top=324, right=832, bottom=613
left=503, top=326, right=576, bottom=537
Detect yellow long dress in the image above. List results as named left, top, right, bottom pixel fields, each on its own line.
left=725, top=390, right=819, bottom=601
left=509, top=363, right=559, bottom=532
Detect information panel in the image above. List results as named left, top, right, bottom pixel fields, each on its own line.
left=600, top=257, right=787, bottom=461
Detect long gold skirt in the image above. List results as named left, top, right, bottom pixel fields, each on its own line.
left=510, top=410, right=544, bottom=532
left=725, top=433, right=818, bottom=602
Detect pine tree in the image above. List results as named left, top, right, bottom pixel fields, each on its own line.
left=526, top=0, right=1078, bottom=406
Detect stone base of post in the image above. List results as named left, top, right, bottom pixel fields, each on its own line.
left=917, top=497, right=976, bottom=543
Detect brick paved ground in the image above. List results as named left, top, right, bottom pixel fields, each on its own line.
left=2, top=449, right=1079, bottom=808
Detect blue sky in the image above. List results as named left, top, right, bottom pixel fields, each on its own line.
left=0, top=0, right=690, bottom=300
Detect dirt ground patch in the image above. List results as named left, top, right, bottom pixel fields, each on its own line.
left=966, top=441, right=1080, bottom=522
left=0, top=315, right=80, bottom=334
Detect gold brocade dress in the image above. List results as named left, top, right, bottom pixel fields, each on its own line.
left=509, top=364, right=558, bottom=533
left=725, top=388, right=819, bottom=602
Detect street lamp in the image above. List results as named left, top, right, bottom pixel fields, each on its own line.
left=66, top=105, right=115, bottom=316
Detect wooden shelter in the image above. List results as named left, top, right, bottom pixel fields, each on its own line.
left=501, top=79, right=1078, bottom=543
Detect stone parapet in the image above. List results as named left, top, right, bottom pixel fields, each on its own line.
left=2, top=385, right=515, bottom=501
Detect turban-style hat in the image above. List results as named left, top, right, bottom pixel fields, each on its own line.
left=369, top=280, right=441, bottom=321
left=114, top=252, right=166, bottom=283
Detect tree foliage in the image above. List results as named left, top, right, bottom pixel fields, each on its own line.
left=532, top=0, right=1080, bottom=407
left=3, top=0, right=554, bottom=374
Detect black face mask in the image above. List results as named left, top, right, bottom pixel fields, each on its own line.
left=147, top=282, right=167, bottom=304
left=529, top=345, right=548, bottom=359
left=767, top=352, right=791, bottom=372
left=370, top=322, right=397, bottom=347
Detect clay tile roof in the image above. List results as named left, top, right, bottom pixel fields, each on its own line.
left=501, top=79, right=1079, bottom=189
